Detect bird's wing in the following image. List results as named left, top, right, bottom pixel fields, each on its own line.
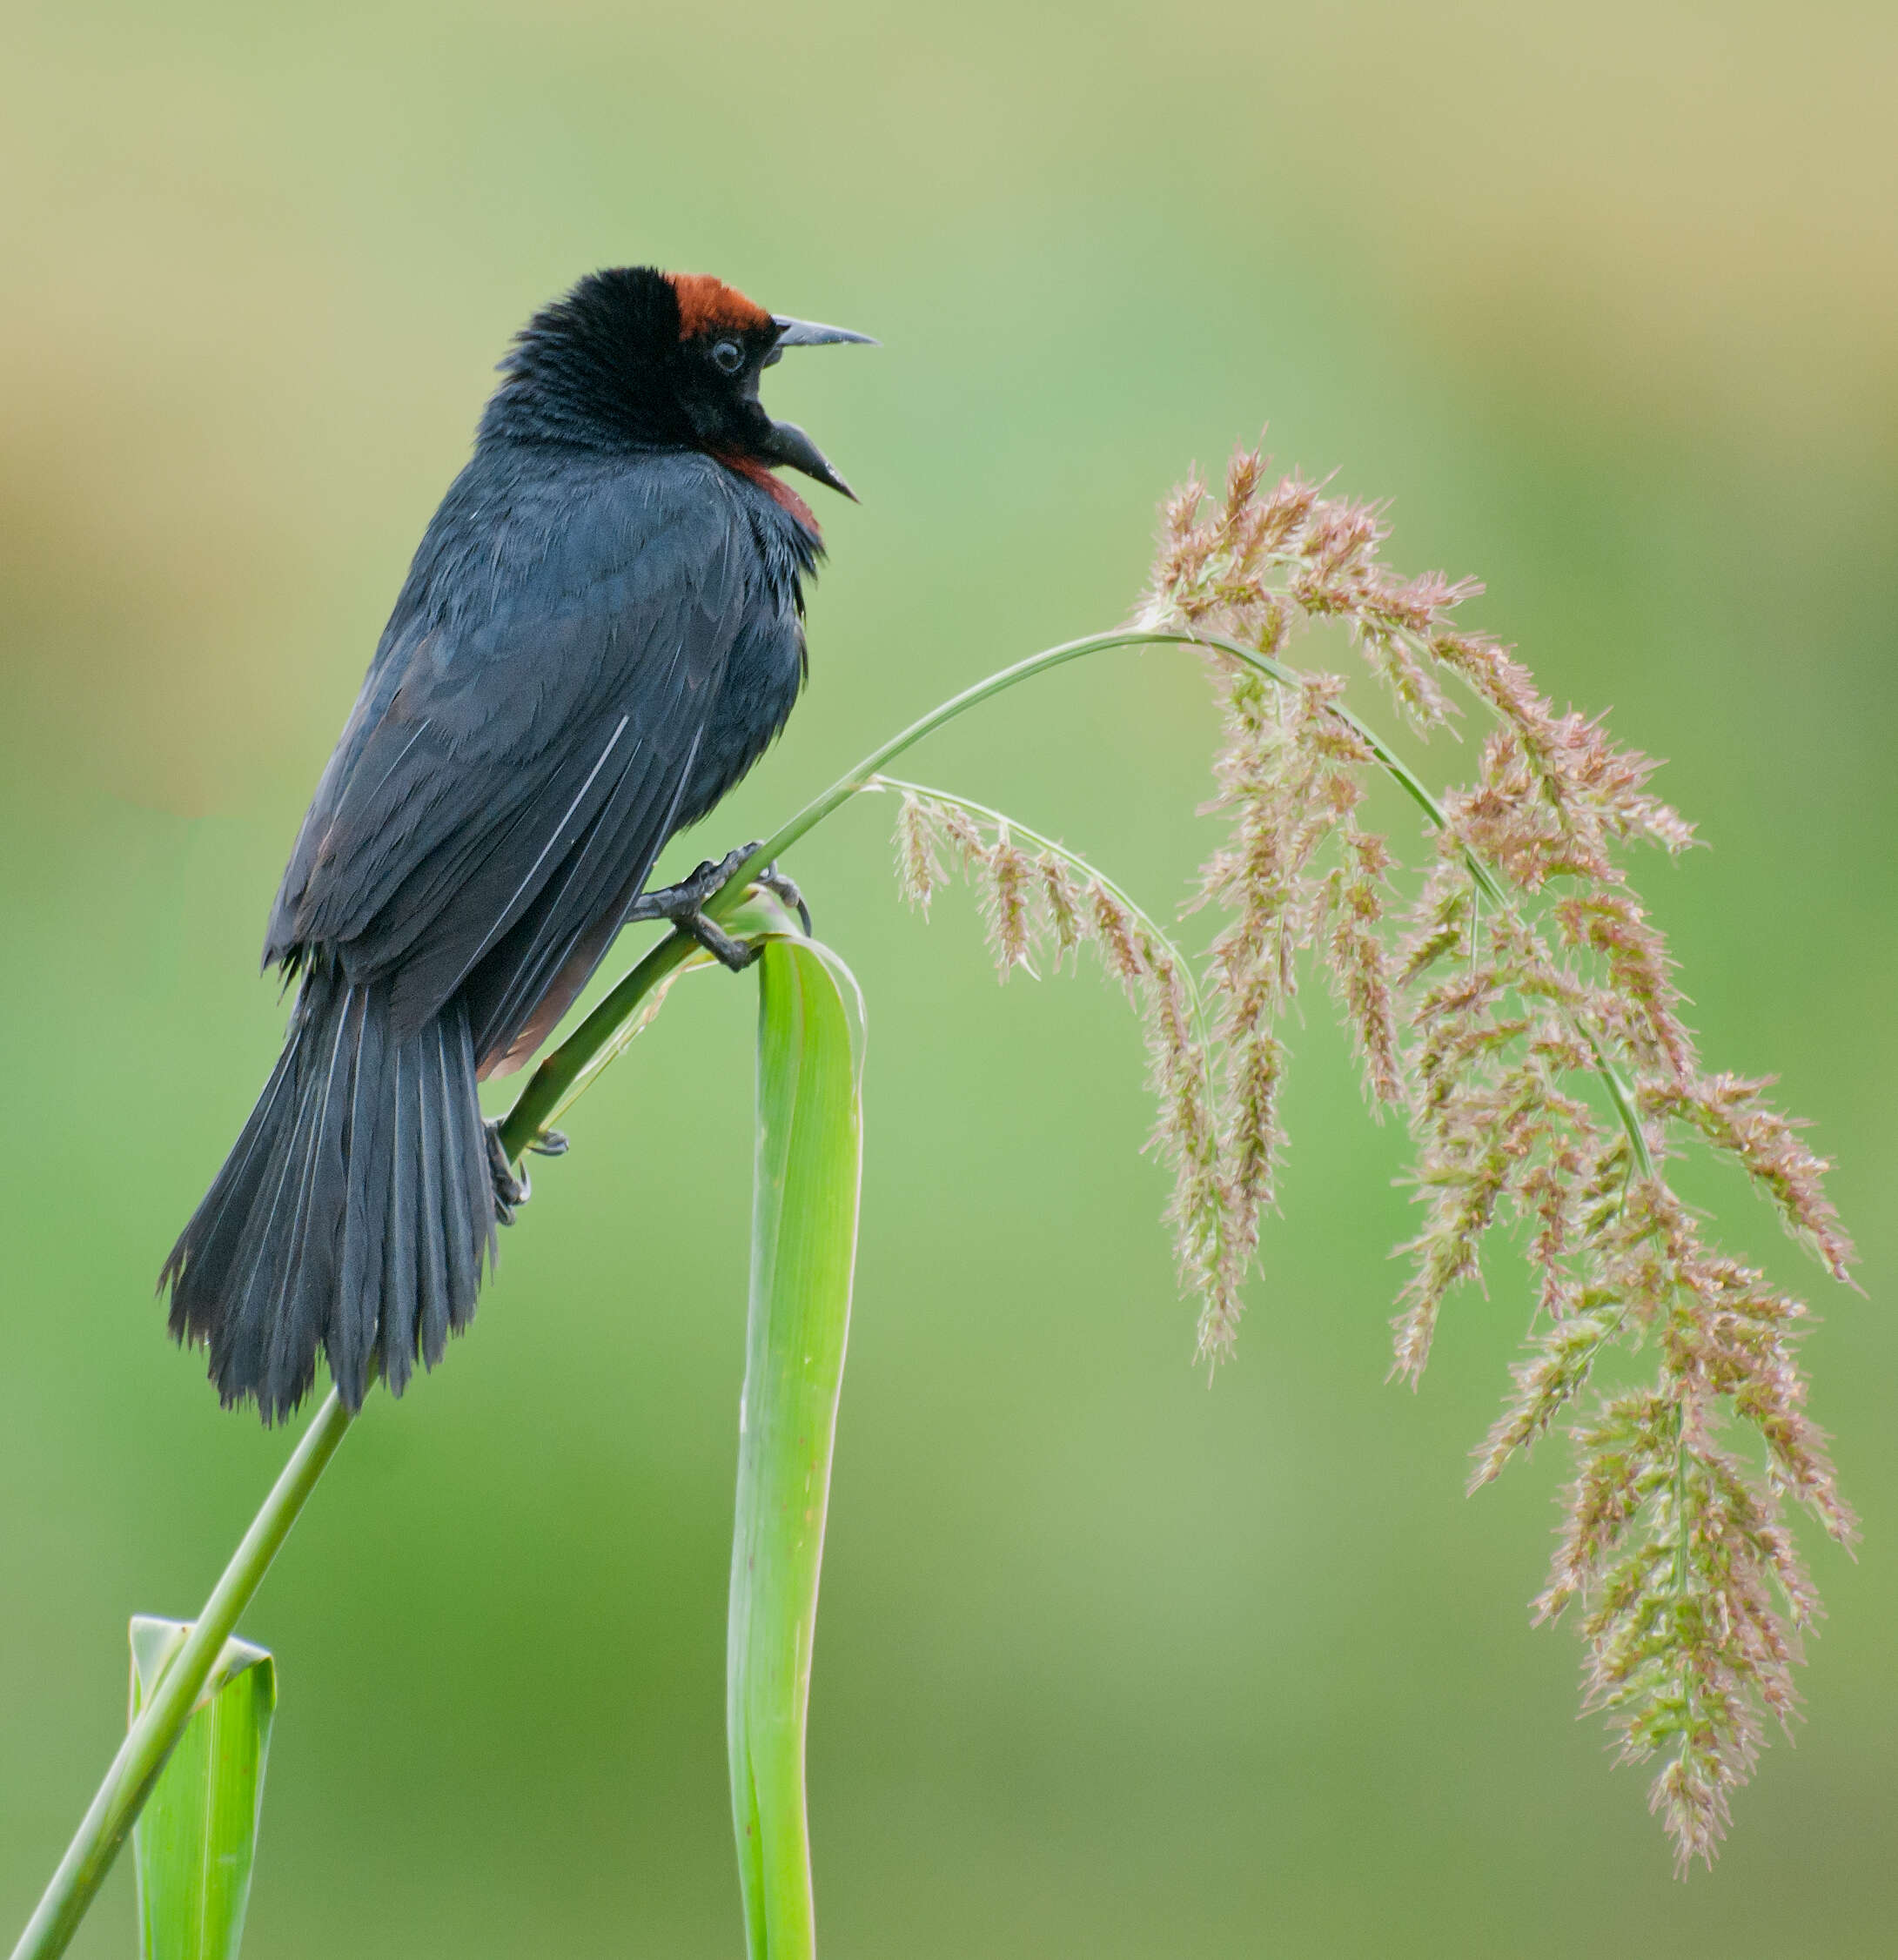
left=266, top=470, right=755, bottom=1050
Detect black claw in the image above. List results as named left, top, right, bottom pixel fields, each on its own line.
left=527, top=1129, right=570, bottom=1158
left=759, top=862, right=812, bottom=936
left=484, top=1119, right=530, bottom=1226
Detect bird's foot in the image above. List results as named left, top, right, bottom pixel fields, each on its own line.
left=484, top=1119, right=531, bottom=1226
left=625, top=843, right=766, bottom=972
left=527, top=1129, right=569, bottom=1158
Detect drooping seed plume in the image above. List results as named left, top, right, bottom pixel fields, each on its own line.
left=880, top=442, right=1854, bottom=1873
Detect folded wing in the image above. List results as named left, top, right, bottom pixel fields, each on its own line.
left=265, top=467, right=757, bottom=1071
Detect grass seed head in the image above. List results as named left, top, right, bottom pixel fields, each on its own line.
left=888, top=441, right=1854, bottom=1869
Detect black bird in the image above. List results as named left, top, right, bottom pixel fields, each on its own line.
left=161, top=267, right=872, bottom=1421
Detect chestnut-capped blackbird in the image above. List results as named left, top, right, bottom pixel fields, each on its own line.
left=160, top=266, right=873, bottom=1421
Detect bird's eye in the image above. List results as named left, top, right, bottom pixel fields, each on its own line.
left=711, top=339, right=745, bottom=375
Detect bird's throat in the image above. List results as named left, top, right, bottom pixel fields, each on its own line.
left=714, top=453, right=822, bottom=539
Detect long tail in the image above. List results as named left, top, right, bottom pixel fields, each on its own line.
left=162, top=957, right=495, bottom=1421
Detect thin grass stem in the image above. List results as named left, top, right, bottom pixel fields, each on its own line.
left=10, top=1391, right=354, bottom=1960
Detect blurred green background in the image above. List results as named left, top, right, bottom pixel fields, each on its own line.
left=3, top=3, right=1894, bottom=1954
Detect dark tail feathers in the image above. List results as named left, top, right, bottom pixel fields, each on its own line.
left=162, top=958, right=495, bottom=1421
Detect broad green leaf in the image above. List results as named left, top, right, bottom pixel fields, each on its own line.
left=728, top=933, right=866, bottom=1960
left=128, top=1618, right=276, bottom=1960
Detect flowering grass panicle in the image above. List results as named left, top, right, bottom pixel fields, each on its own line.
left=882, top=443, right=1854, bottom=1871
left=886, top=782, right=1230, bottom=1329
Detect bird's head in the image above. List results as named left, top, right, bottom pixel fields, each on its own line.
left=481, top=265, right=875, bottom=500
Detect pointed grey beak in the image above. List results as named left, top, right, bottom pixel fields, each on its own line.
left=759, top=417, right=857, bottom=500
left=757, top=315, right=873, bottom=498
left=770, top=315, right=879, bottom=348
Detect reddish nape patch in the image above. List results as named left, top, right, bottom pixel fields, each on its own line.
left=667, top=272, right=773, bottom=340
left=716, top=453, right=822, bottom=538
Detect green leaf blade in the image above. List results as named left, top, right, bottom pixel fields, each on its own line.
left=128, top=1619, right=276, bottom=1960
left=728, top=935, right=866, bottom=1960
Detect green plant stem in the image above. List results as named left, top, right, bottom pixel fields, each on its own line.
left=500, top=625, right=1651, bottom=1178
left=1673, top=1398, right=1694, bottom=1598
left=744, top=627, right=1480, bottom=892
left=493, top=891, right=798, bottom=1164
left=10, top=1391, right=354, bottom=1960
left=741, top=631, right=1177, bottom=879
left=494, top=930, right=705, bottom=1161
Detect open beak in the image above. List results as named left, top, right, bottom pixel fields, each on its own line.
left=760, top=315, right=876, bottom=499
